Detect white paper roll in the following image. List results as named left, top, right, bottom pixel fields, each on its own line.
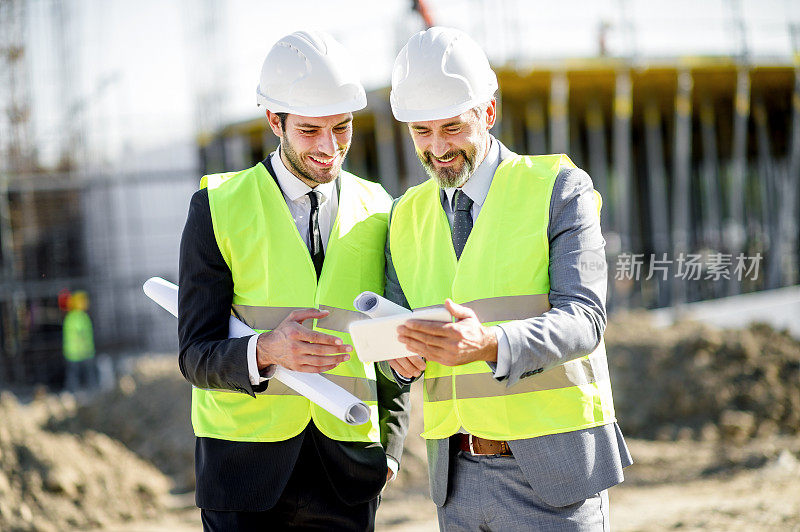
left=142, top=277, right=370, bottom=426
left=225, top=316, right=370, bottom=425
left=227, top=315, right=254, bottom=338
left=143, top=277, right=179, bottom=317
left=353, top=291, right=410, bottom=318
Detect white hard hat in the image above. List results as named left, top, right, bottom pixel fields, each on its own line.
left=390, top=27, right=498, bottom=122
left=256, top=30, right=367, bottom=117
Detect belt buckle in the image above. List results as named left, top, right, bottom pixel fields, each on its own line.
left=468, top=434, right=476, bottom=455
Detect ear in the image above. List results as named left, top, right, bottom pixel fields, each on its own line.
left=484, top=98, right=497, bottom=130
left=265, top=110, right=283, bottom=138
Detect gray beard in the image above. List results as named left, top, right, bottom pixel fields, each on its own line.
left=419, top=150, right=474, bottom=188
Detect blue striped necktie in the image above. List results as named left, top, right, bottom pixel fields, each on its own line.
left=452, top=190, right=474, bottom=259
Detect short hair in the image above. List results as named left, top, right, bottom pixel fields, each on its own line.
left=471, top=95, right=496, bottom=119
left=276, top=112, right=288, bottom=130
left=471, top=104, right=487, bottom=118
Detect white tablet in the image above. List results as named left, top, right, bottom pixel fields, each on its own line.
left=348, top=308, right=452, bottom=362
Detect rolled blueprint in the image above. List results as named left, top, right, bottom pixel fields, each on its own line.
left=142, top=277, right=370, bottom=426
left=224, top=314, right=371, bottom=425
left=142, top=276, right=179, bottom=316
left=353, top=291, right=410, bottom=318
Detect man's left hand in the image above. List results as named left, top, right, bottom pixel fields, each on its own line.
left=397, top=299, right=498, bottom=366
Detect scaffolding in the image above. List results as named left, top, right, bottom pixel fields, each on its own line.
left=0, top=1, right=197, bottom=386
left=200, top=58, right=800, bottom=313
left=1, top=0, right=798, bottom=386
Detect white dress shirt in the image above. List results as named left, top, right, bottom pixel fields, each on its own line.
left=271, top=149, right=338, bottom=254
left=246, top=148, right=338, bottom=384
left=438, top=138, right=512, bottom=379
left=244, top=149, right=398, bottom=478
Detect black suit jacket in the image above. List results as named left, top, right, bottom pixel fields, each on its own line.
left=178, top=161, right=410, bottom=511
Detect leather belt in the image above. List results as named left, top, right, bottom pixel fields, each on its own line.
left=452, top=433, right=512, bottom=456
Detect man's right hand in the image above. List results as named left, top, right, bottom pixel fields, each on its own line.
left=388, top=356, right=426, bottom=379
left=256, top=308, right=352, bottom=373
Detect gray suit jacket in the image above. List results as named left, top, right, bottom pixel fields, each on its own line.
left=382, top=141, right=632, bottom=507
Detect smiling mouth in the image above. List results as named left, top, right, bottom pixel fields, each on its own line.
left=433, top=153, right=459, bottom=164
left=308, top=154, right=337, bottom=168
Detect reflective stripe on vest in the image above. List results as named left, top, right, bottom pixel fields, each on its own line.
left=206, top=373, right=378, bottom=401
left=233, top=304, right=368, bottom=334
left=416, top=294, right=551, bottom=323
left=390, top=153, right=617, bottom=441
left=192, top=162, right=391, bottom=443
left=425, top=343, right=610, bottom=402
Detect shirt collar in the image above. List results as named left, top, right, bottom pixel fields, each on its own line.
left=270, top=148, right=335, bottom=204
left=441, top=136, right=500, bottom=209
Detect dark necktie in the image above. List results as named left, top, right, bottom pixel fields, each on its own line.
left=306, top=191, right=324, bottom=278
left=452, top=190, right=474, bottom=259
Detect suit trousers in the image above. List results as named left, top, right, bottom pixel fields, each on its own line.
left=200, top=428, right=378, bottom=532
left=437, top=450, right=609, bottom=532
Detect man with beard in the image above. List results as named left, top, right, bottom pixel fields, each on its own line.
left=178, top=31, right=409, bottom=531
left=382, top=27, right=632, bottom=530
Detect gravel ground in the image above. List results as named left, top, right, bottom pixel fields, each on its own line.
left=3, top=313, right=799, bottom=531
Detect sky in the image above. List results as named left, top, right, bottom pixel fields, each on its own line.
left=18, top=0, right=800, bottom=170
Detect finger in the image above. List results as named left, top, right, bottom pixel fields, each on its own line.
left=390, top=357, right=423, bottom=377
left=397, top=330, right=460, bottom=349
left=391, top=362, right=416, bottom=378
left=400, top=320, right=451, bottom=337
left=399, top=336, right=434, bottom=358
left=405, top=355, right=427, bottom=371
left=388, top=359, right=408, bottom=375
left=295, top=327, right=349, bottom=348
left=296, top=353, right=350, bottom=367
left=444, top=298, right=476, bottom=320
left=395, top=356, right=425, bottom=373
left=397, top=322, right=456, bottom=345
left=422, top=348, right=452, bottom=366
left=399, top=330, right=450, bottom=351
left=286, top=307, right=329, bottom=324
left=299, top=341, right=353, bottom=356
left=294, top=363, right=340, bottom=373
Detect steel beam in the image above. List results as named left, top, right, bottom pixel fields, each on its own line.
left=644, top=98, right=671, bottom=307
left=727, top=66, right=750, bottom=295
left=549, top=72, right=569, bottom=154
left=671, top=70, right=692, bottom=304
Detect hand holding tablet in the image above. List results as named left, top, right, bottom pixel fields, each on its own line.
left=350, top=292, right=451, bottom=362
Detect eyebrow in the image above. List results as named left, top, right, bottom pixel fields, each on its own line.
left=411, top=121, right=462, bottom=131
left=296, top=118, right=353, bottom=129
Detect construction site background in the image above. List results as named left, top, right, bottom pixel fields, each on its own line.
left=2, top=0, right=799, bottom=386
left=1, top=0, right=800, bottom=530
left=2, top=315, right=799, bottom=530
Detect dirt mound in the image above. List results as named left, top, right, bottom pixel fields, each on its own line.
left=49, top=356, right=195, bottom=492
left=4, top=316, right=797, bottom=531
left=0, top=391, right=171, bottom=532
left=606, top=313, right=800, bottom=441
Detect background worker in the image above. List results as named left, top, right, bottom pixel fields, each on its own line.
left=383, top=27, right=632, bottom=530
left=62, top=290, right=97, bottom=392
left=178, top=31, right=410, bottom=531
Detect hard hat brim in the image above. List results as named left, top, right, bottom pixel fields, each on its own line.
left=390, top=95, right=493, bottom=123
left=257, top=87, right=367, bottom=117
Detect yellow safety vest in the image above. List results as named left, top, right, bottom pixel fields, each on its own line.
left=192, top=162, right=391, bottom=443
left=390, top=154, right=616, bottom=441
left=63, top=309, right=95, bottom=362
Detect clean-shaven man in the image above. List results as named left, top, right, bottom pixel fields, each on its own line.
left=179, top=31, right=410, bottom=531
